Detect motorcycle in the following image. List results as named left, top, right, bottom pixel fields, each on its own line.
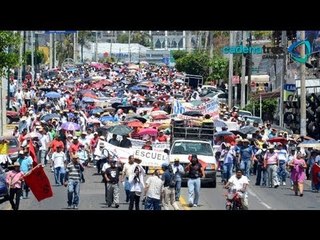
left=225, top=187, right=244, bottom=210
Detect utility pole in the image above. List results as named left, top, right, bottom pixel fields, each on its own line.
left=49, top=33, right=53, bottom=69
left=209, top=31, right=214, bottom=75
left=94, top=31, right=98, bottom=62
left=54, top=33, right=57, bottom=67
left=22, top=31, right=26, bottom=81
left=240, top=31, right=247, bottom=108
left=73, top=32, right=77, bottom=62
left=246, top=31, right=252, bottom=104
left=18, top=31, right=23, bottom=88
left=128, top=31, right=131, bottom=63
left=31, top=31, right=35, bottom=85
left=300, top=30, right=307, bottom=136
left=279, top=31, right=287, bottom=128
left=228, top=31, right=234, bottom=108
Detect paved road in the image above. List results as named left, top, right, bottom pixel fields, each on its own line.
left=178, top=172, right=320, bottom=210
left=0, top=165, right=182, bottom=210
left=1, top=166, right=319, bottom=210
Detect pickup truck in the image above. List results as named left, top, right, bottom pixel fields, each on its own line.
left=169, top=119, right=217, bottom=187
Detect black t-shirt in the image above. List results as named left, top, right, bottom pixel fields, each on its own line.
left=120, top=139, right=132, bottom=148
left=105, top=167, right=122, bottom=184
left=188, top=163, right=203, bottom=179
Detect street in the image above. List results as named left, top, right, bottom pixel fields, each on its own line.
left=1, top=166, right=320, bottom=210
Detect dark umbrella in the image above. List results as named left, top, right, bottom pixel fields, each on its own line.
left=131, top=116, right=147, bottom=123
left=239, top=126, right=259, bottom=135
left=111, top=102, right=122, bottom=109
left=107, top=125, right=133, bottom=136
left=182, top=111, right=203, bottom=117
left=40, top=113, right=61, bottom=121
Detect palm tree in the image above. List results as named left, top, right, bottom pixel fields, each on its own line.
left=78, top=31, right=93, bottom=63
left=56, top=34, right=74, bottom=66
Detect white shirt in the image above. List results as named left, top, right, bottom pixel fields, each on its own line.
left=52, top=151, right=66, bottom=168
left=101, top=162, right=110, bottom=172
left=145, top=175, right=163, bottom=200
left=228, top=175, right=249, bottom=193
left=122, top=162, right=137, bottom=179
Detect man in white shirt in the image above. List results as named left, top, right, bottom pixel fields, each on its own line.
left=144, top=169, right=163, bottom=210
left=225, top=169, right=249, bottom=210
left=51, top=146, right=67, bottom=186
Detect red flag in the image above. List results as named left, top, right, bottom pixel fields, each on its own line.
left=24, top=165, right=53, bottom=202
left=28, top=140, right=38, bottom=167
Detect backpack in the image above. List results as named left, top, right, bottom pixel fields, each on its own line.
left=168, top=165, right=176, bottom=188
left=169, top=172, right=176, bottom=188
left=257, top=150, right=267, bottom=164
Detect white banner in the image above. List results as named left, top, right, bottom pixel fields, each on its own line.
left=128, top=138, right=146, bottom=149
left=152, top=142, right=170, bottom=152
left=133, top=149, right=168, bottom=167
left=104, top=142, right=134, bottom=163
left=204, top=100, right=219, bottom=113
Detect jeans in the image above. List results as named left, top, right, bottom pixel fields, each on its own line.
left=129, top=192, right=140, bottom=210
left=54, top=167, right=63, bottom=185
left=256, top=164, right=266, bottom=185
left=277, top=161, right=287, bottom=183
left=39, top=150, right=47, bottom=165
left=67, top=180, right=80, bottom=207
left=188, top=178, right=201, bottom=205
left=240, top=160, right=251, bottom=178
left=175, top=180, right=182, bottom=201
left=9, top=188, right=22, bottom=210
left=144, top=196, right=161, bottom=210
left=223, top=163, right=233, bottom=182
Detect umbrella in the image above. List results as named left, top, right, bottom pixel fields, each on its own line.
left=87, top=118, right=101, bottom=124
left=45, top=91, right=61, bottom=99
left=214, top=119, right=227, bottom=128
left=40, top=113, right=61, bottom=121
left=111, top=102, right=122, bottom=109
left=150, top=110, right=168, bottom=117
left=130, top=86, right=149, bottom=91
left=25, top=132, right=42, bottom=139
left=83, top=93, right=97, bottom=99
left=61, top=122, right=81, bottom=131
left=67, top=112, right=75, bottom=119
left=126, top=116, right=147, bottom=124
left=152, top=114, right=169, bottom=120
left=182, top=111, right=203, bottom=117
left=100, top=116, right=116, bottom=122
left=267, top=137, right=288, bottom=144
left=239, top=126, right=259, bottom=135
left=298, top=140, right=320, bottom=148
left=213, top=131, right=234, bottom=137
left=127, top=121, right=144, bottom=128
left=82, top=97, right=95, bottom=103
left=107, top=125, right=133, bottom=136
left=138, top=128, right=158, bottom=136
left=89, top=108, right=104, bottom=115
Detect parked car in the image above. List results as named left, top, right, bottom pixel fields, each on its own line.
left=6, top=111, right=20, bottom=124
left=3, top=136, right=19, bottom=162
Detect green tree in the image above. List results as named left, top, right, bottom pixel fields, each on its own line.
left=56, top=34, right=74, bottom=66
left=208, top=54, right=228, bottom=82
left=252, top=31, right=272, bottom=40
left=243, top=98, right=277, bottom=120
left=78, top=31, right=93, bottom=63
left=117, top=32, right=151, bottom=47
left=175, top=51, right=210, bottom=79
left=0, top=31, right=21, bottom=77
left=172, top=50, right=188, bottom=61
left=25, top=50, right=45, bottom=65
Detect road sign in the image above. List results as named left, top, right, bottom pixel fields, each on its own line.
left=45, top=31, right=77, bottom=34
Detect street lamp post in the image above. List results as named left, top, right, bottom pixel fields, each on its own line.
left=300, top=30, right=307, bottom=136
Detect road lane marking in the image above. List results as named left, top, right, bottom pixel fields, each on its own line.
left=179, top=196, right=191, bottom=210
left=247, top=188, right=272, bottom=209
